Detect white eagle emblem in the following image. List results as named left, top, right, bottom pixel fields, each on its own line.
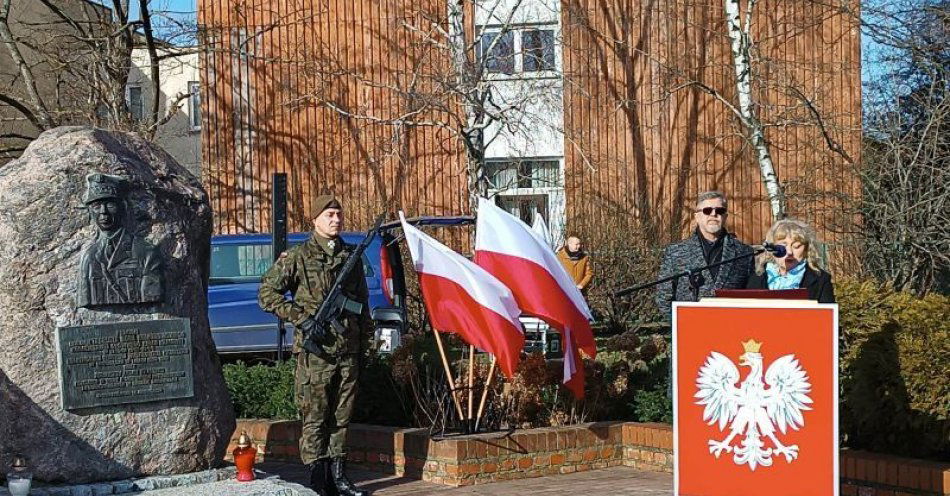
left=694, top=339, right=813, bottom=470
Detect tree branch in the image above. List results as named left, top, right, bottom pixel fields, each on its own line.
left=0, top=93, right=46, bottom=131
left=786, top=86, right=855, bottom=164
left=146, top=90, right=192, bottom=133
left=36, top=0, right=91, bottom=43
left=0, top=0, right=54, bottom=129
left=139, top=0, right=162, bottom=136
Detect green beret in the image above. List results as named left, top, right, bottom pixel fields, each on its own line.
left=312, top=194, right=342, bottom=217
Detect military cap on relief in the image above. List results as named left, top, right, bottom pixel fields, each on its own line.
left=83, top=173, right=126, bottom=204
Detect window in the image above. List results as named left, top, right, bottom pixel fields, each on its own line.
left=210, top=242, right=374, bottom=283
left=480, top=31, right=515, bottom=74
left=478, top=27, right=557, bottom=75
left=188, top=81, right=201, bottom=131
left=486, top=159, right=560, bottom=190
left=496, top=194, right=549, bottom=226
left=522, top=29, right=556, bottom=72
left=211, top=243, right=273, bottom=281
left=127, top=86, right=143, bottom=121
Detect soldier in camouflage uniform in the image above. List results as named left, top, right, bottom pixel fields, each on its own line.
left=258, top=195, right=371, bottom=496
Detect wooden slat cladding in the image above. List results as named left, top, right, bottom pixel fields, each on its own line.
left=199, top=0, right=468, bottom=235
left=199, top=0, right=860, bottom=251
left=560, top=0, right=861, bottom=246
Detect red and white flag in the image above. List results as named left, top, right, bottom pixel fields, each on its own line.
left=399, top=213, right=525, bottom=378
left=473, top=198, right=596, bottom=398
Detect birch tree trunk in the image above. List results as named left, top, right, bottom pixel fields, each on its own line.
left=723, top=0, right=786, bottom=219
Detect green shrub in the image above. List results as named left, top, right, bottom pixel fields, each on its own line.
left=631, top=388, right=673, bottom=424
left=222, top=355, right=414, bottom=426
left=222, top=360, right=298, bottom=419
left=838, top=279, right=950, bottom=460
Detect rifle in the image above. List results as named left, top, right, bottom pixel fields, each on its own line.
left=300, top=213, right=387, bottom=357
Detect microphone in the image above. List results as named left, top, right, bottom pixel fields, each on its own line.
left=761, top=242, right=787, bottom=258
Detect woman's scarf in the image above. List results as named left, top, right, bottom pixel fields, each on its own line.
left=765, top=260, right=807, bottom=290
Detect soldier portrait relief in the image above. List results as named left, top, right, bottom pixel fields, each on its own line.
left=77, top=173, right=163, bottom=308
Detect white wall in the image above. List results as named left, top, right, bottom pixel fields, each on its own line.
left=128, top=49, right=202, bottom=177
left=483, top=79, right=564, bottom=160
left=476, top=0, right=566, bottom=243
left=475, top=0, right=560, bottom=26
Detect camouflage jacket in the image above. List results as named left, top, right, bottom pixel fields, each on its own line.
left=258, top=235, right=372, bottom=356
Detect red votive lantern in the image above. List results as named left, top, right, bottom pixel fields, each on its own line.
left=232, top=431, right=256, bottom=482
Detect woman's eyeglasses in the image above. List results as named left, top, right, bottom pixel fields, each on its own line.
left=697, top=207, right=728, bottom=216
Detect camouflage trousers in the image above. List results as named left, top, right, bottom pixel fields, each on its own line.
left=295, top=352, right=359, bottom=464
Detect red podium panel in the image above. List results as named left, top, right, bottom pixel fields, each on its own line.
left=673, top=300, right=838, bottom=496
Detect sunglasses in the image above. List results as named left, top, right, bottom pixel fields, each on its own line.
left=697, top=207, right=728, bottom=216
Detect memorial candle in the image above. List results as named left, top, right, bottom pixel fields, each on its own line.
left=232, top=431, right=256, bottom=482
left=6, top=455, right=32, bottom=496
left=7, top=478, right=31, bottom=496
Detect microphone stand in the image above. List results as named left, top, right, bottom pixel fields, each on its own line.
left=614, top=247, right=767, bottom=301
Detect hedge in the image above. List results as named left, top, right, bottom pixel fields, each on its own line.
left=837, top=279, right=949, bottom=459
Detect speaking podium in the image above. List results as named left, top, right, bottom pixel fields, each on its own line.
left=673, top=298, right=839, bottom=496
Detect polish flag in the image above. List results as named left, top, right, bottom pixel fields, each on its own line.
left=399, top=213, right=525, bottom=378
left=473, top=198, right=596, bottom=398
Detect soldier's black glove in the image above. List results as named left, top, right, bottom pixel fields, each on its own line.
left=297, top=317, right=327, bottom=342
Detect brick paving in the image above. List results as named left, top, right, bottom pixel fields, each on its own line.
left=259, top=462, right=673, bottom=495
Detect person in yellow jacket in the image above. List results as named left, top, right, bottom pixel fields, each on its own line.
left=557, top=236, right=594, bottom=295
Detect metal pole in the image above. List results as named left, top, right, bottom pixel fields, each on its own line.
left=272, top=173, right=288, bottom=361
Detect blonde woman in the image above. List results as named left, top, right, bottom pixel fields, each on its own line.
left=745, top=219, right=835, bottom=303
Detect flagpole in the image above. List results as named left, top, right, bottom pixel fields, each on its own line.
left=467, top=345, right=475, bottom=433
left=432, top=329, right=465, bottom=422
left=474, top=355, right=497, bottom=433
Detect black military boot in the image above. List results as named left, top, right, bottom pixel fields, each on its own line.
left=330, top=456, right=368, bottom=496
left=308, top=460, right=334, bottom=496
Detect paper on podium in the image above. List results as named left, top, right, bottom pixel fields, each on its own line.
left=714, top=288, right=810, bottom=299
left=700, top=297, right=819, bottom=307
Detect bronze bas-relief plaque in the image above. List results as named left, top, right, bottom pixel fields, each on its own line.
left=56, top=319, right=194, bottom=410
left=77, top=173, right=163, bottom=308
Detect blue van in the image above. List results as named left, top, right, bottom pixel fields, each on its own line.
left=208, top=231, right=393, bottom=354
left=203, top=216, right=549, bottom=357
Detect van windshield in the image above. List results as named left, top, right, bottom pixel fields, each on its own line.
left=211, top=243, right=274, bottom=281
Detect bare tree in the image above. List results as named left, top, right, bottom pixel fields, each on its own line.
left=564, top=0, right=857, bottom=235
left=198, top=0, right=859, bottom=241
left=857, top=0, right=949, bottom=294
left=288, top=0, right=564, bottom=212
left=0, top=0, right=198, bottom=159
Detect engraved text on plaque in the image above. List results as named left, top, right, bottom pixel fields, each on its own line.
left=56, top=319, right=194, bottom=410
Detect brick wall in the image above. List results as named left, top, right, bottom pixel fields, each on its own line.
left=840, top=450, right=950, bottom=496
left=227, top=420, right=949, bottom=494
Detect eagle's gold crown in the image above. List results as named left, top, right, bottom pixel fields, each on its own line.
left=742, top=339, right=762, bottom=353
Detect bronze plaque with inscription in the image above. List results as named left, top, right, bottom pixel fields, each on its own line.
left=56, top=319, right=194, bottom=410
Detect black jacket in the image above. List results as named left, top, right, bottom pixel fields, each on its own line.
left=745, top=265, right=836, bottom=303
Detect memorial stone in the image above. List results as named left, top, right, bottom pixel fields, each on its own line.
left=0, top=127, right=235, bottom=483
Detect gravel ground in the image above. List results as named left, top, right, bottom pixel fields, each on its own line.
left=138, top=475, right=317, bottom=496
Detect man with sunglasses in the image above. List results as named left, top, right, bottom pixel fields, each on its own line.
left=654, top=191, right=754, bottom=317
